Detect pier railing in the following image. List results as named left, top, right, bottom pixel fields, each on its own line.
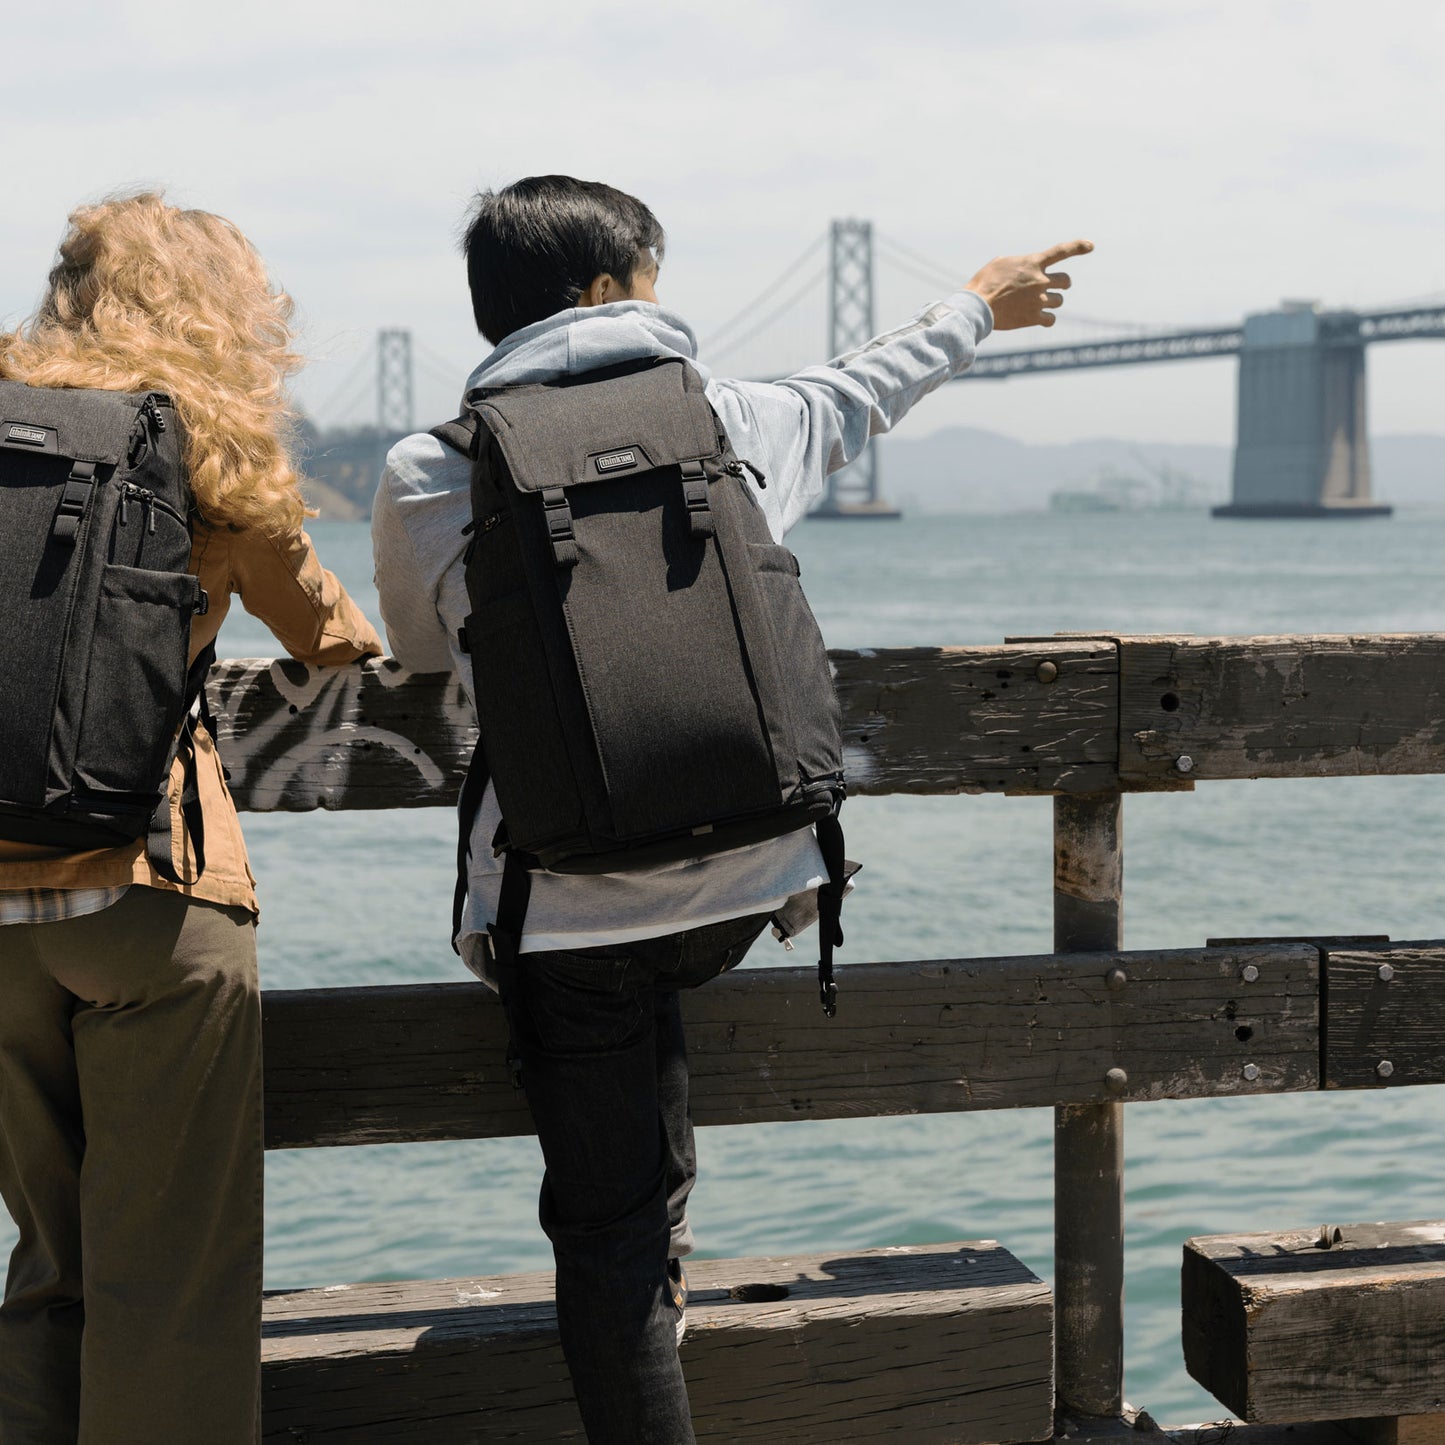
left=225, top=633, right=1445, bottom=1443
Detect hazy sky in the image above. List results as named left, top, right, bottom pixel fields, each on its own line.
left=3, top=0, right=1442, bottom=446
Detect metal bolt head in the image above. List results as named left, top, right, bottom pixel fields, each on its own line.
left=1242, top=1063, right=1261, bottom=1082
left=1036, top=660, right=1059, bottom=684
left=1377, top=963, right=1395, bottom=983
left=1240, top=964, right=1260, bottom=983
left=1105, top=1067, right=1128, bottom=1094
left=1376, top=1059, right=1395, bottom=1079
left=1105, top=967, right=1128, bottom=991
left=1176, top=754, right=1195, bottom=774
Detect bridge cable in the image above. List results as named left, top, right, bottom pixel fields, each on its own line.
left=307, top=344, right=379, bottom=429
left=703, top=263, right=828, bottom=367
left=697, top=233, right=828, bottom=352
left=877, top=232, right=1182, bottom=338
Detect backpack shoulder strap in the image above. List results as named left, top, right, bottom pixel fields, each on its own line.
left=430, top=415, right=478, bottom=458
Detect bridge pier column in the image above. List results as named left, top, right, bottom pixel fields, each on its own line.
left=1215, top=306, right=1389, bottom=518
left=812, top=220, right=900, bottom=519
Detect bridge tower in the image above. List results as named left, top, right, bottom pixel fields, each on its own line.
left=377, top=329, right=414, bottom=434
left=813, top=220, right=900, bottom=519
left=1215, top=305, right=1390, bottom=518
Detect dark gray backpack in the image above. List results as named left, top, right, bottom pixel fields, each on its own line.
left=433, top=356, right=848, bottom=1012
left=0, top=381, right=212, bottom=879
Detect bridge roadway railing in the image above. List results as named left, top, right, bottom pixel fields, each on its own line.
left=958, top=328, right=1244, bottom=379
left=223, top=633, right=1445, bottom=1442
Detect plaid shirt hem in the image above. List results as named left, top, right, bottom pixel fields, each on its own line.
left=0, top=886, right=131, bottom=927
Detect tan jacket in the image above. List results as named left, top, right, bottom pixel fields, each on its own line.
left=0, top=524, right=382, bottom=914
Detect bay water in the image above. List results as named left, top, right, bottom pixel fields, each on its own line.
left=8, top=508, right=1445, bottom=1422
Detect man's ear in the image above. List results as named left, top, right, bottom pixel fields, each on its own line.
left=578, top=274, right=615, bottom=308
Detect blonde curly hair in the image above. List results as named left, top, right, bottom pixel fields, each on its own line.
left=0, top=191, right=308, bottom=534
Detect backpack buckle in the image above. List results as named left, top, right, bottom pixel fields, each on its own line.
left=51, top=462, right=97, bottom=546
left=680, top=461, right=713, bottom=539
left=541, top=487, right=578, bottom=567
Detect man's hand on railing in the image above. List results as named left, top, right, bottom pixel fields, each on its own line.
left=965, top=239, right=1095, bottom=331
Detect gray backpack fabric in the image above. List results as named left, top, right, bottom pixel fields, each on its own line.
left=433, top=356, right=848, bottom=1012
left=0, top=381, right=212, bottom=880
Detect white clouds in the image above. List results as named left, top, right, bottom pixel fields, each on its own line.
left=2, top=0, right=1442, bottom=442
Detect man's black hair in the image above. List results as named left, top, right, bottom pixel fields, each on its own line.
left=463, top=176, right=666, bottom=345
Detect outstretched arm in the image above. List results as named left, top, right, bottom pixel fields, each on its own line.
left=710, top=238, right=1095, bottom=535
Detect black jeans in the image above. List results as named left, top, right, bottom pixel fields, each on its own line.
left=504, top=912, right=771, bottom=1445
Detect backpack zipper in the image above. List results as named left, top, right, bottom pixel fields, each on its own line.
left=118, top=482, right=184, bottom=535
left=726, top=458, right=767, bottom=488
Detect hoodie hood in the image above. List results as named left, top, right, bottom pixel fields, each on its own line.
left=463, top=301, right=711, bottom=399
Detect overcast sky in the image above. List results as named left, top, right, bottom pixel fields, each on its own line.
left=3, top=0, right=1442, bottom=446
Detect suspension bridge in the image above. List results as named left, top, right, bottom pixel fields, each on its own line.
left=306, top=222, right=1445, bottom=520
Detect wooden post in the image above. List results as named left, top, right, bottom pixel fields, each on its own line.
left=1053, top=791, right=1125, bottom=1420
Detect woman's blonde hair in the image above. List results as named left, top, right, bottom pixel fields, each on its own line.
left=0, top=191, right=308, bottom=534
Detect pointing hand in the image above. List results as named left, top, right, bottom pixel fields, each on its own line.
left=965, top=239, right=1095, bottom=331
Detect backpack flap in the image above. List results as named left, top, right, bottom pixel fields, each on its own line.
left=470, top=358, right=721, bottom=497
left=0, top=382, right=135, bottom=467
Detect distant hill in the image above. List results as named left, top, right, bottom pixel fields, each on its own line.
left=296, top=420, right=405, bottom=520
left=294, top=418, right=1445, bottom=520
left=877, top=428, right=1445, bottom=513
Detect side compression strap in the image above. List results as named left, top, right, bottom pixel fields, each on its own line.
left=451, top=733, right=492, bottom=952
left=491, top=848, right=534, bottom=1092
left=146, top=642, right=216, bottom=885
left=490, top=848, right=533, bottom=969
left=815, top=809, right=847, bottom=1018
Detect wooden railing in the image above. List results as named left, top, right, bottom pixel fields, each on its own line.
left=226, top=635, right=1445, bottom=1443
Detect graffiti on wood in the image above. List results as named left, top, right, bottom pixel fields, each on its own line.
left=208, top=657, right=475, bottom=813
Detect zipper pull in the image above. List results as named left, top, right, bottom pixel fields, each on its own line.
left=727, top=458, right=767, bottom=488
left=119, top=485, right=130, bottom=526
left=142, top=488, right=156, bottom=534
left=143, top=397, right=167, bottom=434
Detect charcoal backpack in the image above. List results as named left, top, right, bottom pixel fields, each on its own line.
left=432, top=356, right=849, bottom=1013
left=0, top=381, right=213, bottom=880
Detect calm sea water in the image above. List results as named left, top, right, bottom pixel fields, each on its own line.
left=9, top=508, right=1445, bottom=1422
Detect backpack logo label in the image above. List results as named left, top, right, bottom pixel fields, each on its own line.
left=594, top=449, right=638, bottom=474
left=4, top=423, right=54, bottom=450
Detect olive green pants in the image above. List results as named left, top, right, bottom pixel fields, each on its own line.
left=0, top=887, right=261, bottom=1445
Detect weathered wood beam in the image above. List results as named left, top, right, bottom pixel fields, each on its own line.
left=1340, top=1416, right=1445, bottom=1445
left=262, top=1241, right=1054, bottom=1444
left=210, top=633, right=1445, bottom=812
left=209, top=657, right=473, bottom=812
left=1182, top=1220, right=1445, bottom=1423
left=1169, top=1426, right=1365, bottom=1445
left=831, top=640, right=1117, bottom=795
left=210, top=641, right=1120, bottom=812
left=1322, top=942, right=1445, bottom=1090
left=261, top=944, right=1319, bottom=1150
left=1119, top=634, right=1445, bottom=784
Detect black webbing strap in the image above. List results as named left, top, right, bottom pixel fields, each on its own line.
left=451, top=734, right=492, bottom=953
left=52, top=461, right=97, bottom=546
left=815, top=809, right=847, bottom=1017
left=429, top=416, right=477, bottom=458
left=680, top=460, right=713, bottom=539
left=541, top=487, right=578, bottom=567
left=490, top=849, right=534, bottom=1092
left=489, top=849, right=533, bottom=973
left=146, top=642, right=216, bottom=884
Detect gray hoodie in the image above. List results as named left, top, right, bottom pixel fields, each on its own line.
left=371, top=289, right=992, bottom=980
